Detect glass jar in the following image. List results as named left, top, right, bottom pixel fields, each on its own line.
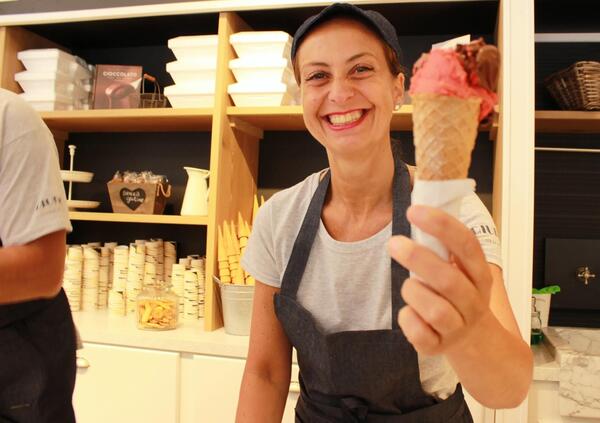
left=530, top=297, right=543, bottom=345
left=136, top=281, right=179, bottom=330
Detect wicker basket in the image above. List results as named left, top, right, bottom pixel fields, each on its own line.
left=544, top=61, right=600, bottom=111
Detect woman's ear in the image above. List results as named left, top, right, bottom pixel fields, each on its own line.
left=393, top=73, right=405, bottom=107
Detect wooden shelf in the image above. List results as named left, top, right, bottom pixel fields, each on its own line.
left=536, top=110, right=600, bottom=133
left=40, top=108, right=213, bottom=132
left=228, top=105, right=496, bottom=136
left=228, top=105, right=415, bottom=131
left=69, top=212, right=208, bottom=225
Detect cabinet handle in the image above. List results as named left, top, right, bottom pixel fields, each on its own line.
left=289, top=381, right=300, bottom=394
left=76, top=356, right=90, bottom=369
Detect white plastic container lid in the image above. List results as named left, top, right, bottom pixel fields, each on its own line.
left=227, top=81, right=289, bottom=94
left=229, top=31, right=292, bottom=44
left=17, top=48, right=77, bottom=63
left=166, top=60, right=217, bottom=72
left=164, top=84, right=215, bottom=96
left=229, top=57, right=289, bottom=69
left=20, top=91, right=72, bottom=103
left=14, top=69, right=72, bottom=83
left=168, top=34, right=218, bottom=48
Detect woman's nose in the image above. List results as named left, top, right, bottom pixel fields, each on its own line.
left=327, top=78, right=354, bottom=104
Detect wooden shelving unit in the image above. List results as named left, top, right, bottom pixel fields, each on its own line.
left=69, top=211, right=208, bottom=225
left=40, top=108, right=213, bottom=132
left=536, top=110, right=600, bottom=133
left=228, top=105, right=414, bottom=131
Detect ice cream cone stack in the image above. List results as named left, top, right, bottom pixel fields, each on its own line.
left=252, top=195, right=259, bottom=226
left=411, top=93, right=481, bottom=181
left=217, top=225, right=231, bottom=283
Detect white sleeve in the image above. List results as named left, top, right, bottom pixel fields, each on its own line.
left=0, top=101, right=72, bottom=246
left=459, top=192, right=503, bottom=269
left=240, top=200, right=282, bottom=288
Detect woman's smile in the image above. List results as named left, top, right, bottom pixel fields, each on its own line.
left=323, top=108, right=370, bottom=131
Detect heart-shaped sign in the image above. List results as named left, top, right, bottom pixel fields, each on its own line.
left=120, top=188, right=146, bottom=211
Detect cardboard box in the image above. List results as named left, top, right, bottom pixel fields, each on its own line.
left=107, top=180, right=171, bottom=214
left=92, top=64, right=142, bottom=109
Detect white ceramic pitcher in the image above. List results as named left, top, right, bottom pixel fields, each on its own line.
left=181, top=167, right=209, bottom=216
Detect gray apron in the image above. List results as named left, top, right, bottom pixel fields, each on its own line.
left=274, top=146, right=473, bottom=422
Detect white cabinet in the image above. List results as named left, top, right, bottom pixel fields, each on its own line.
left=73, top=343, right=180, bottom=423
left=180, top=353, right=300, bottom=423
left=180, top=354, right=245, bottom=422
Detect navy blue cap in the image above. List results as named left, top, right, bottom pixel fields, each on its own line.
left=291, top=3, right=402, bottom=64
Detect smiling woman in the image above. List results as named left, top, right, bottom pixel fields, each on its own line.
left=236, top=3, right=532, bottom=423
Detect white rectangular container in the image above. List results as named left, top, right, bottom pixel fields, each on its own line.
left=19, top=91, right=73, bottom=111
left=229, top=31, right=292, bottom=59
left=167, top=35, right=218, bottom=64
left=164, top=84, right=214, bottom=108
left=166, top=60, right=216, bottom=86
left=17, top=49, right=92, bottom=80
left=14, top=70, right=89, bottom=100
left=229, top=57, right=297, bottom=87
left=228, top=81, right=295, bottom=107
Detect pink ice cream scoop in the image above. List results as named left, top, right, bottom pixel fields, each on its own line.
left=409, top=39, right=499, bottom=121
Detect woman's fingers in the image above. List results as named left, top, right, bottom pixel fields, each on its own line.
left=398, top=305, right=440, bottom=355
left=388, top=235, right=484, bottom=324
left=406, top=205, right=493, bottom=301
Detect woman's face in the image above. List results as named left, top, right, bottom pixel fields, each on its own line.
left=296, top=18, right=404, bottom=158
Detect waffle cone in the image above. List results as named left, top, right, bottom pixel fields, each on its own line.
left=411, top=93, right=481, bottom=180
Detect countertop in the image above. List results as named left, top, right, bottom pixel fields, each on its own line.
left=73, top=310, right=250, bottom=359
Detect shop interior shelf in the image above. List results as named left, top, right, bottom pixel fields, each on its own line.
left=69, top=211, right=208, bottom=225
left=536, top=110, right=600, bottom=133
left=40, top=108, right=213, bottom=132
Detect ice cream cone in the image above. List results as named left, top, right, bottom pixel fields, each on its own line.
left=411, top=93, right=481, bottom=181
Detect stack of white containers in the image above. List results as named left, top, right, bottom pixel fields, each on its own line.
left=15, top=48, right=93, bottom=111
left=228, top=31, right=299, bottom=106
left=165, top=35, right=218, bottom=108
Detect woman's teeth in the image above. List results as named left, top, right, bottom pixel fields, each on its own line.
left=328, top=110, right=364, bottom=125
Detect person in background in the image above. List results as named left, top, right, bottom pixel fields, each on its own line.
left=0, top=87, right=76, bottom=422
left=236, top=3, right=532, bottom=422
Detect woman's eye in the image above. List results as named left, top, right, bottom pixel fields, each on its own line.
left=306, top=72, right=327, bottom=82
left=353, top=65, right=373, bottom=74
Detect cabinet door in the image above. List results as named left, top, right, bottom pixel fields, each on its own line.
left=74, top=343, right=180, bottom=423
left=180, top=354, right=246, bottom=423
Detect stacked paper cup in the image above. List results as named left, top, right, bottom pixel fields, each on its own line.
left=164, top=241, right=177, bottom=284
left=151, top=239, right=164, bottom=283
left=127, top=242, right=146, bottom=314
left=81, top=247, right=100, bottom=310
left=171, top=263, right=186, bottom=317
left=63, top=245, right=83, bottom=312
left=105, top=242, right=117, bottom=289
left=191, top=257, right=206, bottom=318
left=165, top=35, right=218, bottom=108
left=179, top=256, right=191, bottom=269
left=110, top=245, right=129, bottom=316
left=228, top=31, right=299, bottom=106
left=183, top=270, right=199, bottom=320
left=98, top=246, right=110, bottom=309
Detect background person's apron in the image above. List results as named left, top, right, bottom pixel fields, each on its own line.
left=0, top=289, right=76, bottom=423
left=274, top=145, right=473, bottom=422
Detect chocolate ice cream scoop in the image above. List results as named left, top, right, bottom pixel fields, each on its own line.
left=456, top=38, right=500, bottom=93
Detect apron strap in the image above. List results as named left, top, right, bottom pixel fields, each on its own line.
left=280, top=170, right=331, bottom=298
left=391, top=142, right=412, bottom=330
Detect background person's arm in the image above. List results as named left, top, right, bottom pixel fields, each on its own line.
left=236, top=281, right=292, bottom=422
left=0, top=230, right=66, bottom=304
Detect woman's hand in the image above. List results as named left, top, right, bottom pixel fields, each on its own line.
left=387, top=204, right=495, bottom=356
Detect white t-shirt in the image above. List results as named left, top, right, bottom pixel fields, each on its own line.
left=241, top=170, right=502, bottom=400
left=0, top=89, right=71, bottom=247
